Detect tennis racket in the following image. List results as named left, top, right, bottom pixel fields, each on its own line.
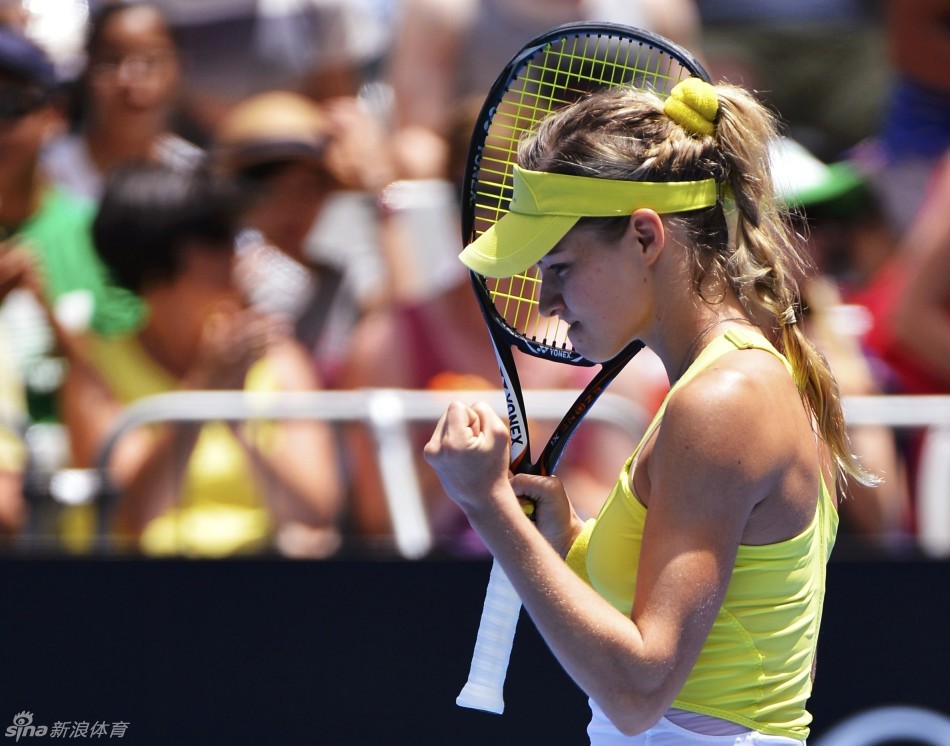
left=456, top=22, right=711, bottom=714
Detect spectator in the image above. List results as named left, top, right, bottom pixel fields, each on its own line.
left=210, top=89, right=377, bottom=386
left=885, top=152, right=950, bottom=390
left=849, top=149, right=950, bottom=547
left=148, top=0, right=392, bottom=145
left=137, top=2, right=398, bottom=326
left=695, top=0, right=889, bottom=162
left=42, top=1, right=202, bottom=203
left=862, top=0, right=950, bottom=237
left=62, top=164, right=344, bottom=558
left=0, top=21, right=142, bottom=497
left=885, top=149, right=950, bottom=553
left=841, top=5, right=950, bottom=542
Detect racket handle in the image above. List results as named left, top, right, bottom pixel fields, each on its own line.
left=457, top=559, right=522, bottom=714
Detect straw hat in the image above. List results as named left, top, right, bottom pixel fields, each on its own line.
left=213, top=90, right=334, bottom=176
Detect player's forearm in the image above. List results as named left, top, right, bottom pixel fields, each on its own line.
left=465, top=499, right=678, bottom=735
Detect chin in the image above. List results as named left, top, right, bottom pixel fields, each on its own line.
left=568, top=332, right=607, bottom=363
left=571, top=333, right=634, bottom=364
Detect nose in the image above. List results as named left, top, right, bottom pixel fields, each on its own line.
left=536, top=274, right=564, bottom=319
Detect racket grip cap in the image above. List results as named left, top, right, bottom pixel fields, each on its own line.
left=456, top=681, right=506, bottom=714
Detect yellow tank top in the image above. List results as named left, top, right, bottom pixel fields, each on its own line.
left=578, top=329, right=838, bottom=740
left=86, top=334, right=280, bottom=557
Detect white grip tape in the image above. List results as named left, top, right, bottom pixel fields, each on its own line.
left=456, top=560, right=522, bottom=714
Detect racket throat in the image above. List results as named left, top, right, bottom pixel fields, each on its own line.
left=495, top=351, right=530, bottom=465
left=503, top=378, right=527, bottom=450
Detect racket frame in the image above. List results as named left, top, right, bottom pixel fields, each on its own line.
left=455, top=21, right=710, bottom=715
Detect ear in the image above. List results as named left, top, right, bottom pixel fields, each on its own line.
left=628, top=208, right=665, bottom=267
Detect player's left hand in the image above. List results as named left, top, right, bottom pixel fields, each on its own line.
left=509, top=472, right=580, bottom=557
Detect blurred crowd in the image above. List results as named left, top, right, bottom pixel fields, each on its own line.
left=0, top=0, right=946, bottom=559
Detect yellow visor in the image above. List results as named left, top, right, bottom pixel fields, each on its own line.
left=459, top=166, right=719, bottom=278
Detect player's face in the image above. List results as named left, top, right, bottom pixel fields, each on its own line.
left=535, top=220, right=649, bottom=362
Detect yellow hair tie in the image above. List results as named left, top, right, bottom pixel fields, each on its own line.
left=664, top=77, right=718, bottom=137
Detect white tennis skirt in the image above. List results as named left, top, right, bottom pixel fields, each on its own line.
left=587, top=699, right=806, bottom=745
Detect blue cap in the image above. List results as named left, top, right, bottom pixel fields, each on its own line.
left=0, top=25, right=56, bottom=91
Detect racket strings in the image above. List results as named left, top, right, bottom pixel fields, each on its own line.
left=471, top=31, right=699, bottom=353
left=472, top=33, right=693, bottom=239
left=487, top=271, right=571, bottom=350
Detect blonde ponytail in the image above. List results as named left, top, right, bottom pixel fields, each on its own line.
left=713, top=85, right=877, bottom=487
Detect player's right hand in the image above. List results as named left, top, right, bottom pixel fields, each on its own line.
left=424, top=400, right=514, bottom=519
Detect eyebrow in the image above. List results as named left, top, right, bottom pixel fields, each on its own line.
left=537, top=235, right=577, bottom=266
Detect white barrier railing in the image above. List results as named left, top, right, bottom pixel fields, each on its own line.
left=86, top=388, right=649, bottom=558
left=844, top=395, right=950, bottom=557
left=843, top=395, right=950, bottom=427
left=21, top=391, right=950, bottom=558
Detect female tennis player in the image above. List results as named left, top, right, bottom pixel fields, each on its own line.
left=425, top=78, right=877, bottom=744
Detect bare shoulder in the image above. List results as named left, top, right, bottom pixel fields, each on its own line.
left=656, top=345, right=832, bottom=544
left=633, top=347, right=805, bottom=554
left=676, top=344, right=796, bottom=414
left=657, top=347, right=802, bottom=491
